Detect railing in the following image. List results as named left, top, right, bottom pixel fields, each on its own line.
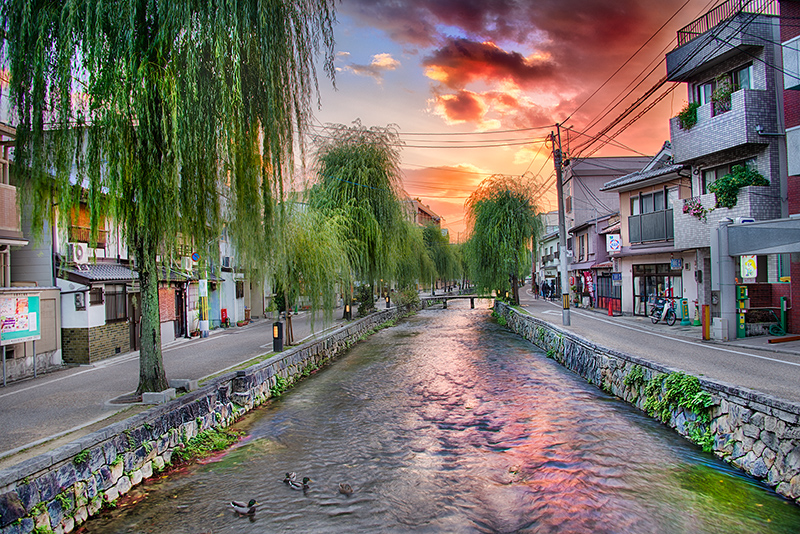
left=677, top=0, right=778, bottom=46
left=68, top=225, right=108, bottom=247
left=628, top=209, right=674, bottom=244
left=0, top=183, right=20, bottom=234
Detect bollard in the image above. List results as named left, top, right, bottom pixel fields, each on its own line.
left=273, top=321, right=284, bottom=352
left=386, top=296, right=390, bottom=308
left=470, top=297, right=474, bottom=309
left=344, top=304, right=351, bottom=320
left=702, top=305, right=711, bottom=340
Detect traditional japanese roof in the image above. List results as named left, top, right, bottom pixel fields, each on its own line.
left=600, top=142, right=687, bottom=192
left=60, top=262, right=137, bottom=283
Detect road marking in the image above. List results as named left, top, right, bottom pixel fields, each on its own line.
left=0, top=335, right=231, bottom=400
left=542, top=310, right=562, bottom=315
left=529, top=301, right=800, bottom=368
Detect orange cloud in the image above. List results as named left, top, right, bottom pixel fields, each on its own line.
left=342, top=52, right=401, bottom=83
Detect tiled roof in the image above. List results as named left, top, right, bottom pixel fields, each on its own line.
left=600, top=163, right=685, bottom=191
left=61, top=263, right=137, bottom=282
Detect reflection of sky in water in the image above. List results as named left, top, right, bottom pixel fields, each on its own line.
left=81, top=303, right=800, bottom=533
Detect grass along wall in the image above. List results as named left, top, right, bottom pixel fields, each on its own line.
left=494, top=302, right=800, bottom=506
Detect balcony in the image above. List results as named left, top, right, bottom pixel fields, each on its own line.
left=673, top=186, right=781, bottom=249
left=68, top=225, right=109, bottom=247
left=669, top=89, right=775, bottom=164
left=628, top=209, right=674, bottom=244
left=668, top=7, right=776, bottom=81
left=0, top=183, right=24, bottom=242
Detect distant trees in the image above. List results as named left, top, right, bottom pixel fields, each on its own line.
left=3, top=0, right=336, bottom=392
left=464, top=175, right=542, bottom=305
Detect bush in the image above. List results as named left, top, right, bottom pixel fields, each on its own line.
left=355, top=285, right=376, bottom=317
left=676, top=102, right=700, bottom=130
left=708, top=164, right=768, bottom=209
left=396, top=288, right=420, bottom=307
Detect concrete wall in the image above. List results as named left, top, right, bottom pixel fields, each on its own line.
left=495, top=302, right=800, bottom=505
left=0, top=305, right=414, bottom=534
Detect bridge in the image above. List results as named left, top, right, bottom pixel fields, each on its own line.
left=420, top=294, right=495, bottom=309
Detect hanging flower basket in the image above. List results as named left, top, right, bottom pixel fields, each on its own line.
left=682, top=197, right=711, bottom=222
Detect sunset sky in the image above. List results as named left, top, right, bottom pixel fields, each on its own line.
left=311, top=0, right=723, bottom=238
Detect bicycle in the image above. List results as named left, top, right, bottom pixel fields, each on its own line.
left=649, top=297, right=677, bottom=326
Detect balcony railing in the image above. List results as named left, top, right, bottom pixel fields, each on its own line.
left=68, top=225, right=108, bottom=247
left=677, top=0, right=778, bottom=47
left=629, top=209, right=674, bottom=244
left=0, top=183, right=22, bottom=237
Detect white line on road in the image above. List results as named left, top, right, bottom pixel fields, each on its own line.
left=0, top=335, right=231, bottom=400
left=530, top=301, right=800, bottom=368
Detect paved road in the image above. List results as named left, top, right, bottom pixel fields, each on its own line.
left=517, top=284, right=800, bottom=404
left=0, top=308, right=348, bottom=464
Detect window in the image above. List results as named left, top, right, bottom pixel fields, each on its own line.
left=89, top=287, right=104, bottom=305
left=732, top=64, right=753, bottom=90
left=697, top=82, right=714, bottom=105
left=105, top=284, right=127, bottom=322
left=636, top=189, right=668, bottom=215
left=236, top=281, right=244, bottom=299
left=630, top=196, right=640, bottom=216
left=578, top=235, right=586, bottom=261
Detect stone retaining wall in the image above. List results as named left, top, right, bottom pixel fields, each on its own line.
left=0, top=306, right=412, bottom=534
left=495, top=302, right=800, bottom=505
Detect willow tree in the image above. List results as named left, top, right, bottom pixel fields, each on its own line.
left=464, top=175, right=542, bottom=305
left=423, top=223, right=459, bottom=293
left=3, top=0, right=336, bottom=393
left=308, top=121, right=406, bottom=294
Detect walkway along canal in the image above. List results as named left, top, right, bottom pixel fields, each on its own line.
left=74, top=302, right=800, bottom=532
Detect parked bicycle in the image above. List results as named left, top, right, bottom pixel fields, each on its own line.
left=649, top=296, right=677, bottom=326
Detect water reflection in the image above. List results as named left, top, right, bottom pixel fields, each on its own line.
left=82, top=301, right=800, bottom=533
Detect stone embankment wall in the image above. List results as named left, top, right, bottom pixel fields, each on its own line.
left=495, top=302, right=800, bottom=505
left=0, top=306, right=411, bottom=534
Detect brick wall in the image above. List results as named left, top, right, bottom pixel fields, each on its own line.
left=62, top=328, right=90, bottom=365
left=158, top=287, right=176, bottom=322
left=88, top=321, right=130, bottom=362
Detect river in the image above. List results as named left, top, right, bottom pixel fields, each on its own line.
left=80, top=301, right=800, bottom=533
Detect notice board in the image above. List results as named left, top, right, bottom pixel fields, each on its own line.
left=0, top=293, right=41, bottom=346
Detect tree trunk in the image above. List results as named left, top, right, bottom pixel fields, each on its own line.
left=512, top=274, right=520, bottom=305
left=136, top=239, right=169, bottom=394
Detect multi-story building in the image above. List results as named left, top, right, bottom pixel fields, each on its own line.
left=665, top=0, right=792, bottom=336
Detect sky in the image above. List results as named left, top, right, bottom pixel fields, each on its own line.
left=310, top=0, right=724, bottom=239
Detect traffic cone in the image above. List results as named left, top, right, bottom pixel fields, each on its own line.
left=608, top=301, right=613, bottom=316
left=692, top=304, right=701, bottom=326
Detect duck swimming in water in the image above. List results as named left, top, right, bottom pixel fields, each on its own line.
left=288, top=476, right=311, bottom=491
left=338, top=483, right=353, bottom=496
left=229, top=499, right=259, bottom=516
left=283, top=472, right=297, bottom=484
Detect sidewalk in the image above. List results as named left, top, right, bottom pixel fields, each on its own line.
left=517, top=284, right=800, bottom=405
left=0, top=305, right=353, bottom=470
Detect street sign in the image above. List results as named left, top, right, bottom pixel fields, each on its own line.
left=606, top=234, right=621, bottom=253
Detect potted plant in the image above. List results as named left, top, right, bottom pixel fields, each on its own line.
left=708, top=164, right=769, bottom=208
left=712, top=75, right=735, bottom=115
left=676, top=101, right=700, bottom=130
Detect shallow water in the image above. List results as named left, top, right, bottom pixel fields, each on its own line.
left=82, top=302, right=800, bottom=533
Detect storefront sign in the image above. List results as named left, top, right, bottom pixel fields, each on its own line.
left=0, top=293, right=41, bottom=346
left=583, top=271, right=594, bottom=297
left=741, top=255, right=757, bottom=280
left=612, top=272, right=622, bottom=287
left=606, top=234, right=621, bottom=253
left=670, top=258, right=683, bottom=270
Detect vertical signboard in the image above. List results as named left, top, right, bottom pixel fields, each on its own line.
left=0, top=293, right=42, bottom=345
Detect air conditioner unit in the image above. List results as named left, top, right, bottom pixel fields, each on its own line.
left=181, top=256, right=194, bottom=272
left=70, top=243, right=89, bottom=265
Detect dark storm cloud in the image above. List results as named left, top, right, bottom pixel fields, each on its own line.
left=422, top=38, right=558, bottom=89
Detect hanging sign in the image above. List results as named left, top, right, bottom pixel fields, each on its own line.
left=606, top=234, right=621, bottom=253
left=741, top=255, right=757, bottom=280
left=199, top=279, right=208, bottom=298
left=0, top=293, right=41, bottom=346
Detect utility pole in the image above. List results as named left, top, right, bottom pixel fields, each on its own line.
left=552, top=124, right=570, bottom=326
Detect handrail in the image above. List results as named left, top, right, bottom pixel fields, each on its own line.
left=677, top=0, right=778, bottom=47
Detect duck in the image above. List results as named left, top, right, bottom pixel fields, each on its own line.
left=288, top=476, right=311, bottom=491
left=283, top=472, right=297, bottom=484
left=229, top=499, right=259, bottom=516
left=338, top=483, right=353, bottom=496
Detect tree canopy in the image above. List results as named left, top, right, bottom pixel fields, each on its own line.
left=3, top=0, right=336, bottom=392
left=308, top=121, right=408, bottom=288
left=464, top=175, right=542, bottom=304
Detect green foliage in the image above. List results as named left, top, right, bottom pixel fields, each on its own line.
left=73, top=449, right=91, bottom=466
left=708, top=165, right=769, bottom=209
left=270, top=375, right=290, bottom=398
left=111, top=454, right=124, bottom=467
left=676, top=101, right=700, bottom=130
left=423, top=223, right=460, bottom=288
left=643, top=372, right=716, bottom=449
left=623, top=365, right=646, bottom=388
left=711, top=75, right=735, bottom=114
left=309, top=121, right=407, bottom=287
left=32, top=527, right=55, bottom=534
left=55, top=492, right=73, bottom=511
left=171, top=427, right=243, bottom=465
left=491, top=310, right=508, bottom=326
left=396, top=288, right=421, bottom=307
left=355, top=285, right=376, bottom=317
left=2, top=0, right=336, bottom=393
left=464, top=175, right=543, bottom=302
left=30, top=502, right=47, bottom=516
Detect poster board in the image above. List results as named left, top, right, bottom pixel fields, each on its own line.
left=0, top=293, right=41, bottom=346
